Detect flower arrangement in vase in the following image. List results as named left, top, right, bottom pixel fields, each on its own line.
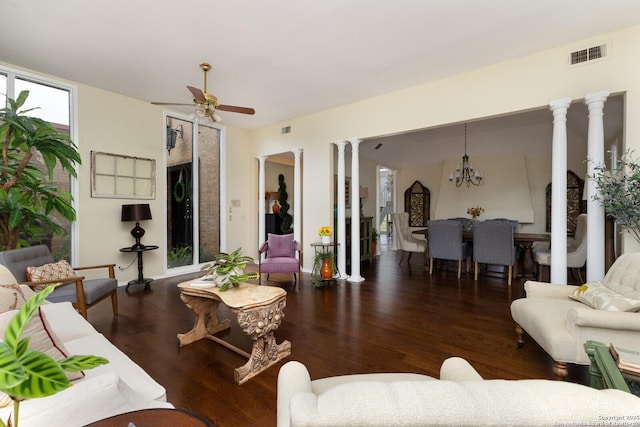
left=318, top=226, right=332, bottom=244
left=467, top=206, right=484, bottom=219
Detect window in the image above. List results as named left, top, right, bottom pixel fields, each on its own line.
left=1, top=66, right=76, bottom=260
left=165, top=115, right=221, bottom=270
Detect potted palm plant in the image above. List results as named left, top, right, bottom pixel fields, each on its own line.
left=0, top=90, right=81, bottom=250
left=0, top=286, right=108, bottom=427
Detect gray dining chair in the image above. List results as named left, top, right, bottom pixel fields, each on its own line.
left=473, top=220, right=518, bottom=285
left=428, top=219, right=471, bottom=278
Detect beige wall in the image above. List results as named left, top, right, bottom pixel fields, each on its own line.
left=4, top=24, right=640, bottom=279
left=252, top=25, right=640, bottom=269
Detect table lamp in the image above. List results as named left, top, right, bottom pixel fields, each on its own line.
left=121, top=204, right=152, bottom=249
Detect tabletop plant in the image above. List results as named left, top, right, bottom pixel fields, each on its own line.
left=200, top=247, right=259, bottom=291
left=590, top=149, right=640, bottom=243
left=0, top=286, right=108, bottom=427
left=0, top=90, right=81, bottom=250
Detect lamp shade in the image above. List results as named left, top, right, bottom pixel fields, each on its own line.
left=121, top=204, right=152, bottom=222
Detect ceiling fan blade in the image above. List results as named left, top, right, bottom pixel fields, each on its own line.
left=187, top=86, right=207, bottom=103
left=151, top=102, right=194, bottom=106
left=217, top=104, right=256, bottom=115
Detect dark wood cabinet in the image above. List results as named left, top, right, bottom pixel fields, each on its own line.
left=338, top=216, right=373, bottom=274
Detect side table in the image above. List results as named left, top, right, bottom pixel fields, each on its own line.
left=310, top=242, right=340, bottom=287
left=119, top=244, right=159, bottom=291
left=85, top=408, right=211, bottom=426
left=584, top=340, right=638, bottom=396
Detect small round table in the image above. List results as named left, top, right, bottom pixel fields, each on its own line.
left=85, top=408, right=211, bottom=426
left=119, top=244, right=159, bottom=291
left=310, top=242, right=340, bottom=286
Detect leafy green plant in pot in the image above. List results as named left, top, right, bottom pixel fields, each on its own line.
left=0, top=286, right=108, bottom=427
left=200, top=247, right=259, bottom=291
left=0, top=90, right=81, bottom=250
left=590, top=149, right=640, bottom=244
left=311, top=251, right=337, bottom=287
left=371, top=227, right=379, bottom=257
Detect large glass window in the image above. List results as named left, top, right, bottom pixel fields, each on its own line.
left=1, top=68, right=75, bottom=259
left=166, top=115, right=220, bottom=270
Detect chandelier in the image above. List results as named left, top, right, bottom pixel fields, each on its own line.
left=449, top=123, right=484, bottom=187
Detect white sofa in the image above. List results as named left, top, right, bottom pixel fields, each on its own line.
left=0, top=267, right=173, bottom=427
left=277, top=358, right=640, bottom=426
left=511, top=252, right=640, bottom=379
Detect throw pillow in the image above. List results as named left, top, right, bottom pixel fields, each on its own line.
left=0, top=307, right=84, bottom=380
left=0, top=306, right=84, bottom=408
left=267, top=233, right=295, bottom=258
left=569, top=281, right=640, bottom=312
left=26, top=260, right=75, bottom=291
left=0, top=265, right=18, bottom=286
left=0, top=283, right=28, bottom=313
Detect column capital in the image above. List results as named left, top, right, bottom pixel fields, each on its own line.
left=348, top=138, right=362, bottom=146
left=334, top=140, right=348, bottom=149
left=256, top=155, right=268, bottom=162
left=291, top=148, right=303, bottom=156
left=549, top=97, right=572, bottom=112
left=585, top=90, right=610, bottom=106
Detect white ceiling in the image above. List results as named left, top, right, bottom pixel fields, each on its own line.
left=1, top=0, right=639, bottom=132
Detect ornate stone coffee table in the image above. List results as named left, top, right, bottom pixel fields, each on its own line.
left=177, top=280, right=291, bottom=384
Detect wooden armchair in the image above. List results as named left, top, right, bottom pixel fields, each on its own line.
left=0, top=244, right=117, bottom=319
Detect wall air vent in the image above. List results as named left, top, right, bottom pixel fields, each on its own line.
left=569, top=43, right=608, bottom=66
left=281, top=126, right=291, bottom=134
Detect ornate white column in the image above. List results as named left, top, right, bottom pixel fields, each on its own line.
left=348, top=138, right=364, bottom=283
left=585, top=91, right=609, bottom=280
left=549, top=99, right=571, bottom=284
left=335, top=140, right=348, bottom=279
left=257, top=155, right=268, bottom=246
left=292, top=148, right=303, bottom=245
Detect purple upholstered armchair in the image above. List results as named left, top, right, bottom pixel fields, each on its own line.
left=258, top=233, right=301, bottom=288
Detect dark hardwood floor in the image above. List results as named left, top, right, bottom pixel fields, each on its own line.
left=87, top=248, right=588, bottom=426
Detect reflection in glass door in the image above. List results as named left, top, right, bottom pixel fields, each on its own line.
left=166, top=116, right=220, bottom=269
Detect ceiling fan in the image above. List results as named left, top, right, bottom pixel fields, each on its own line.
left=152, top=62, right=255, bottom=122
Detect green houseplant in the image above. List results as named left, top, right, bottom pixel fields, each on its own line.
left=591, top=150, right=640, bottom=244
left=277, top=174, right=293, bottom=233
left=0, top=90, right=81, bottom=250
left=311, top=251, right=337, bottom=287
left=0, top=286, right=108, bottom=427
left=200, top=247, right=259, bottom=291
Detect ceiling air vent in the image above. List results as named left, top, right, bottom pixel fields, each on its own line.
left=569, top=43, right=608, bottom=65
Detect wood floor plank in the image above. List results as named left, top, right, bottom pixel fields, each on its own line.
left=87, top=249, right=588, bottom=426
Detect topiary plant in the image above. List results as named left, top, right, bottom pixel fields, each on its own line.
left=277, top=174, right=293, bottom=233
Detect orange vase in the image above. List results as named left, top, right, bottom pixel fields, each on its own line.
left=272, top=201, right=280, bottom=214
left=320, top=258, right=332, bottom=280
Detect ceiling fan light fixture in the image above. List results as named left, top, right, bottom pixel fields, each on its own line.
left=195, top=106, right=206, bottom=118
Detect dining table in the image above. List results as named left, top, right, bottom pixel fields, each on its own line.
left=412, top=228, right=550, bottom=278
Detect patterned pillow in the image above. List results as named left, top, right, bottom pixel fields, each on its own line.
left=26, top=260, right=75, bottom=291
left=569, top=281, right=640, bottom=312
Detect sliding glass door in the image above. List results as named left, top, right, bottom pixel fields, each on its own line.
left=166, top=115, right=220, bottom=270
